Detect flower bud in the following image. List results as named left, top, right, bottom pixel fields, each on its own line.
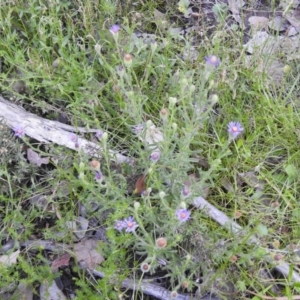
left=159, top=191, right=166, bottom=199
left=94, top=44, right=101, bottom=55
left=140, top=262, right=151, bottom=273
left=102, top=132, right=108, bottom=142
left=172, top=122, right=178, bottom=131
left=210, top=94, right=219, bottom=104
left=283, top=65, right=291, bottom=73
left=180, top=77, right=188, bottom=87
left=185, top=254, right=192, bottom=260
left=90, top=160, right=100, bottom=171
left=168, top=97, right=178, bottom=106
left=124, top=54, right=132, bottom=67
left=79, top=162, right=85, bottom=170
left=160, top=108, right=168, bottom=122
left=179, top=201, right=187, bottom=209
left=171, top=291, right=178, bottom=299
left=134, top=201, right=140, bottom=210
left=151, top=40, right=157, bottom=53
left=181, top=281, right=189, bottom=290
left=155, top=237, right=167, bottom=249
left=146, top=120, right=153, bottom=128
left=189, top=84, right=196, bottom=93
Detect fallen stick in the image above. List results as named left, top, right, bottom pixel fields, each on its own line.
left=193, top=196, right=300, bottom=282
left=90, top=269, right=191, bottom=300
left=0, top=95, right=129, bottom=164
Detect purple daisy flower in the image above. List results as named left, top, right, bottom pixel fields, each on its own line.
left=95, top=130, right=103, bottom=140
left=109, top=24, right=121, bottom=35
left=150, top=151, right=160, bottom=162
left=227, top=121, right=244, bottom=139
left=13, top=126, right=25, bottom=138
left=176, top=208, right=191, bottom=223
left=114, top=220, right=126, bottom=232
left=69, top=133, right=78, bottom=142
left=205, top=55, right=220, bottom=68
left=123, top=216, right=139, bottom=232
left=132, top=124, right=143, bottom=135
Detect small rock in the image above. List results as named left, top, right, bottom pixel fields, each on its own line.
left=268, top=16, right=287, bottom=32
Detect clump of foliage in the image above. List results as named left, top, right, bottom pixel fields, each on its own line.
left=1, top=0, right=300, bottom=299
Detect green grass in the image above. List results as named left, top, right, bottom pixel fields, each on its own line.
left=1, top=0, right=300, bottom=299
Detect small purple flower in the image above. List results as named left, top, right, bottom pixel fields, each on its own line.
left=95, top=130, right=103, bottom=140
left=150, top=151, right=160, bottom=163
left=123, top=216, right=139, bottom=232
left=94, top=171, right=103, bottom=182
left=227, top=121, right=244, bottom=139
left=69, top=133, right=78, bottom=142
left=109, top=24, right=120, bottom=35
left=114, top=220, right=126, bottom=232
left=116, top=65, right=125, bottom=77
left=205, top=55, right=220, bottom=68
left=132, top=124, right=143, bottom=135
left=13, top=126, right=25, bottom=138
left=181, top=186, right=191, bottom=198
left=176, top=209, right=191, bottom=223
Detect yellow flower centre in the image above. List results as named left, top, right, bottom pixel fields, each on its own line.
left=180, top=212, right=186, bottom=219
left=128, top=222, right=133, bottom=228
left=232, top=126, right=238, bottom=132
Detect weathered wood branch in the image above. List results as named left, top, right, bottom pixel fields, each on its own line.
left=0, top=95, right=129, bottom=164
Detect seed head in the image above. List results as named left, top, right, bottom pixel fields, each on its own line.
left=124, top=54, right=132, bottom=67
left=90, top=160, right=100, bottom=171
left=155, top=237, right=167, bottom=249
left=140, top=262, right=151, bottom=273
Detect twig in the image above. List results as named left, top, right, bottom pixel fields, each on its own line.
left=193, top=196, right=300, bottom=282
left=20, top=240, right=70, bottom=253
left=0, top=95, right=129, bottom=164
left=90, top=269, right=191, bottom=300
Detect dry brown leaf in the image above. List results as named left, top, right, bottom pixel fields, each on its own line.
left=0, top=249, right=20, bottom=267
left=248, top=16, right=269, bottom=31
left=27, top=148, right=49, bottom=166
left=51, top=253, right=71, bottom=271
left=73, top=239, right=104, bottom=269
left=134, top=175, right=147, bottom=194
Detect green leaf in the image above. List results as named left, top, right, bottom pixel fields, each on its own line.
left=256, top=224, right=268, bottom=236
left=284, top=164, right=298, bottom=180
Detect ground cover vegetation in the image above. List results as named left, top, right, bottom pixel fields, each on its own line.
left=1, top=0, right=300, bottom=299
